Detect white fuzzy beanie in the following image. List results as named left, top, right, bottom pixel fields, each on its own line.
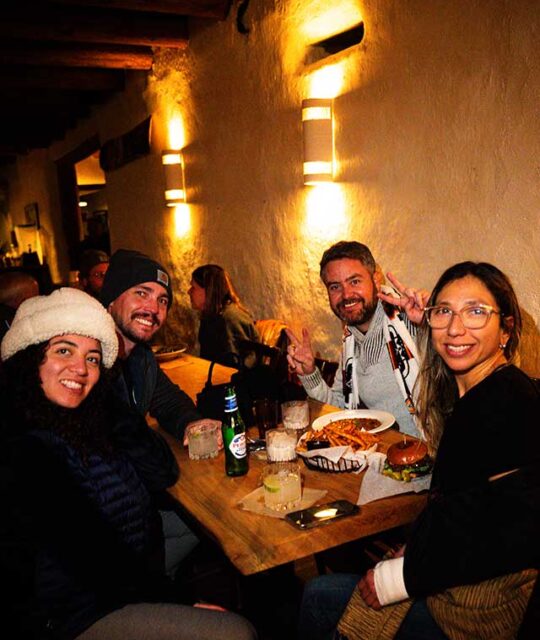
left=1, top=288, right=118, bottom=368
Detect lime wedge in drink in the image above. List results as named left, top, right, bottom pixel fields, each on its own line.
left=263, top=476, right=281, bottom=493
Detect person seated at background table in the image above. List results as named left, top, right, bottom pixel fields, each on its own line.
left=286, top=241, right=428, bottom=437
left=298, top=261, right=540, bottom=640
left=0, top=288, right=257, bottom=640
left=77, top=248, right=109, bottom=298
left=0, top=270, right=39, bottom=340
left=189, top=264, right=260, bottom=367
left=101, top=249, right=222, bottom=578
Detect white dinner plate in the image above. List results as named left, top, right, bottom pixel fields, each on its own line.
left=152, top=346, right=187, bottom=362
left=311, top=409, right=396, bottom=434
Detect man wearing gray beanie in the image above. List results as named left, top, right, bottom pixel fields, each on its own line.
left=102, top=249, right=220, bottom=578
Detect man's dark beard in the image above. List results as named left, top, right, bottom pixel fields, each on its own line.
left=332, top=295, right=378, bottom=327
left=116, top=313, right=159, bottom=345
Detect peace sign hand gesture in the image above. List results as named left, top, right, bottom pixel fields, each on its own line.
left=377, top=272, right=430, bottom=325
left=285, top=328, right=316, bottom=376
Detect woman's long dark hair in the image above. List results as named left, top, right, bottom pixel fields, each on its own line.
left=1, top=342, right=119, bottom=460
left=416, top=261, right=522, bottom=454
left=192, top=264, right=250, bottom=316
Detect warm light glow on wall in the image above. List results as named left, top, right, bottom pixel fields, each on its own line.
left=304, top=183, right=348, bottom=239
left=168, top=116, right=186, bottom=150
left=173, top=203, right=191, bottom=238
left=308, top=63, right=345, bottom=99
left=301, top=2, right=363, bottom=42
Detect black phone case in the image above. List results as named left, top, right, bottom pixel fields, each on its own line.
left=285, top=500, right=360, bottom=529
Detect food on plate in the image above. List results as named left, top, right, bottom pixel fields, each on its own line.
left=298, top=419, right=380, bottom=452
left=382, top=439, right=433, bottom=482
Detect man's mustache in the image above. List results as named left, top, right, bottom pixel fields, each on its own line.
left=131, top=312, right=159, bottom=325
left=337, top=297, right=365, bottom=310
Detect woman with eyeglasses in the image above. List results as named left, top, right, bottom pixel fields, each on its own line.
left=299, top=262, right=539, bottom=639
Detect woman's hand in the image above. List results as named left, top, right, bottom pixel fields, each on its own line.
left=377, top=272, right=430, bottom=325
left=358, top=569, right=382, bottom=610
left=285, top=328, right=316, bottom=376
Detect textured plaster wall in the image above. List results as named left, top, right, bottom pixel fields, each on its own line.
left=147, top=0, right=540, bottom=373
left=4, top=0, right=539, bottom=373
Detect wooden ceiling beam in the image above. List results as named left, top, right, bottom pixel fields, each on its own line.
left=0, top=66, right=125, bottom=91
left=50, top=0, right=231, bottom=19
left=2, top=8, right=189, bottom=49
left=0, top=43, right=153, bottom=70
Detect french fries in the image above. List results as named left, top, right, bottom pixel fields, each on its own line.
left=299, top=418, right=380, bottom=452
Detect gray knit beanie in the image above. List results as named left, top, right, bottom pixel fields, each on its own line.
left=1, top=288, right=118, bottom=368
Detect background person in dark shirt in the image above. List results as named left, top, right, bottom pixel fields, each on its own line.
left=78, top=249, right=109, bottom=298
left=189, top=264, right=259, bottom=367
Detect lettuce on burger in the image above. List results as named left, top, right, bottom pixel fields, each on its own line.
left=382, top=439, right=433, bottom=482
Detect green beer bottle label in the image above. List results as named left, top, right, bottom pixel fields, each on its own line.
left=229, top=432, right=247, bottom=459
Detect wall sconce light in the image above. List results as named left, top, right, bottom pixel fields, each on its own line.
left=161, top=150, right=186, bottom=205
left=302, top=98, right=334, bottom=185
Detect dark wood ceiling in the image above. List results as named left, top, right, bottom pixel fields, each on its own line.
left=0, top=1, right=231, bottom=165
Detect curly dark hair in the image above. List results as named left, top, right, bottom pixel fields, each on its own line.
left=1, top=342, right=119, bottom=460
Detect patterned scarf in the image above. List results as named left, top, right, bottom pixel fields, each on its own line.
left=341, top=291, right=420, bottom=427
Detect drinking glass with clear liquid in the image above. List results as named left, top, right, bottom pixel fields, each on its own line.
left=262, top=461, right=302, bottom=512
left=281, top=400, right=310, bottom=441
left=187, top=423, right=219, bottom=460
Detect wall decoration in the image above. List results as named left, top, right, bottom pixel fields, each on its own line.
left=24, top=202, right=40, bottom=229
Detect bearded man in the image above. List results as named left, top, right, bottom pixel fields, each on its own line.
left=101, top=249, right=219, bottom=578
left=287, top=241, right=428, bottom=437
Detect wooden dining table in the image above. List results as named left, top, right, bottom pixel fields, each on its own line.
left=157, top=353, right=427, bottom=576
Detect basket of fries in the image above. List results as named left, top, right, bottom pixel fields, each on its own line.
left=296, top=416, right=383, bottom=473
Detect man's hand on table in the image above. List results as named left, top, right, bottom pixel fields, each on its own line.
left=377, top=272, right=430, bottom=325
left=285, top=328, right=316, bottom=376
left=183, top=419, right=223, bottom=449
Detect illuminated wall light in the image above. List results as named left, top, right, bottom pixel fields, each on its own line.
left=173, top=203, right=191, bottom=238
left=302, top=98, right=334, bottom=185
left=162, top=150, right=186, bottom=205
left=78, top=200, right=88, bottom=208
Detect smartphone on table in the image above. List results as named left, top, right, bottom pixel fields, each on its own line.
left=285, top=499, right=360, bottom=530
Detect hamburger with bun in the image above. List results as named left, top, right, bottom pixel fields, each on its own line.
left=382, top=438, right=433, bottom=482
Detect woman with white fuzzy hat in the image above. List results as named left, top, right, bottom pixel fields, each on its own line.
left=0, top=288, right=256, bottom=640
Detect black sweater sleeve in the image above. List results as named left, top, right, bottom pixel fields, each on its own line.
left=110, top=399, right=179, bottom=492
left=404, top=464, right=540, bottom=597
left=149, top=366, right=201, bottom=439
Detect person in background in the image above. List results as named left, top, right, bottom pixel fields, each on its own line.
left=0, top=288, right=256, bottom=640
left=101, top=249, right=221, bottom=578
left=298, top=262, right=539, bottom=639
left=0, top=270, right=39, bottom=340
left=189, top=264, right=260, bottom=367
left=78, top=249, right=109, bottom=298
left=286, top=241, right=428, bottom=438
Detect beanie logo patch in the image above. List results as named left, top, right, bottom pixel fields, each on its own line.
left=157, top=269, right=169, bottom=287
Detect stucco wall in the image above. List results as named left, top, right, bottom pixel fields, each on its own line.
left=3, top=0, right=539, bottom=374
left=148, top=0, right=540, bottom=373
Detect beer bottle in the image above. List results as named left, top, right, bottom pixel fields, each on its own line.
left=222, top=386, right=249, bottom=477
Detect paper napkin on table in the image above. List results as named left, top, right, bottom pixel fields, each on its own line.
left=357, top=452, right=431, bottom=505
left=237, top=487, right=327, bottom=519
